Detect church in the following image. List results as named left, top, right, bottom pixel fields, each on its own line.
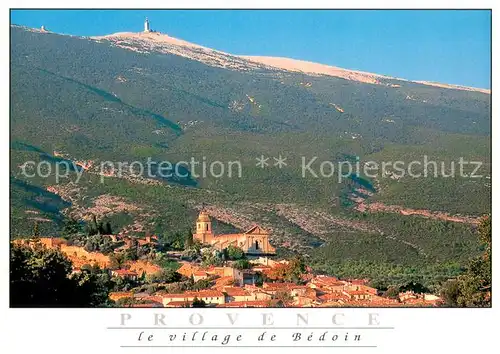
left=193, top=211, right=276, bottom=255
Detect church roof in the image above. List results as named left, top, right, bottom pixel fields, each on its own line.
left=244, top=225, right=268, bottom=235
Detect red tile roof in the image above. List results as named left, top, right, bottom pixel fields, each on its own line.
left=318, top=292, right=350, bottom=301
left=223, top=287, right=250, bottom=297
left=193, top=290, right=224, bottom=298
left=212, top=276, right=234, bottom=290
left=348, top=290, right=371, bottom=296
left=162, top=290, right=225, bottom=299
left=128, top=302, right=163, bottom=308
left=313, top=275, right=339, bottom=283
left=143, top=295, right=163, bottom=303
left=262, top=282, right=296, bottom=290
left=165, top=301, right=192, bottom=307
left=218, top=300, right=274, bottom=308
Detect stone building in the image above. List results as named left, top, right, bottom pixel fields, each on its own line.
left=193, top=211, right=276, bottom=255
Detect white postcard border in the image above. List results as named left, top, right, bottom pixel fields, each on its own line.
left=1, top=1, right=497, bottom=353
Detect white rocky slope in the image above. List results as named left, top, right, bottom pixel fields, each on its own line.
left=86, top=30, right=488, bottom=94
left=92, top=31, right=273, bottom=72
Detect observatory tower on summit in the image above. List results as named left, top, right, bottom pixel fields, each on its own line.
left=144, top=18, right=151, bottom=33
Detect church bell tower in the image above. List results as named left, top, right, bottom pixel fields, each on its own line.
left=194, top=211, right=213, bottom=243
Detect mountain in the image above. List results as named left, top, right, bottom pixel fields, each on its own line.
left=10, top=25, right=491, bottom=285
left=95, top=29, right=490, bottom=93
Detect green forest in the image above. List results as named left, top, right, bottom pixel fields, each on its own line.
left=9, top=25, right=491, bottom=300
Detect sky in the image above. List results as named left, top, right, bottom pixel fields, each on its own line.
left=10, top=9, right=491, bottom=89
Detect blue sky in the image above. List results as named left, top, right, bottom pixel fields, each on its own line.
left=11, top=9, right=491, bottom=89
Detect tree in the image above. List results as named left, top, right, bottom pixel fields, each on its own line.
left=233, top=259, right=251, bottom=270
left=146, top=284, right=157, bottom=295
left=201, top=248, right=223, bottom=267
left=125, top=238, right=139, bottom=261
left=86, top=214, right=99, bottom=236
left=440, top=215, right=491, bottom=307
left=147, top=269, right=182, bottom=284
left=32, top=221, right=40, bottom=237
left=253, top=271, right=264, bottom=287
left=184, top=229, right=194, bottom=249
left=478, top=214, right=491, bottom=256
left=81, top=263, right=102, bottom=275
left=274, top=290, right=293, bottom=306
left=288, top=256, right=307, bottom=284
left=84, top=215, right=112, bottom=236
left=191, top=278, right=213, bottom=291
left=400, top=281, right=429, bottom=294
left=10, top=243, right=110, bottom=307
left=273, top=300, right=284, bottom=308
left=104, top=222, right=113, bottom=235
left=75, top=266, right=113, bottom=306
left=269, top=255, right=307, bottom=284
left=192, top=297, right=206, bottom=308
left=226, top=245, right=245, bottom=260
left=62, top=217, right=82, bottom=237
left=440, top=279, right=461, bottom=307
left=100, top=236, right=114, bottom=255
left=384, top=286, right=400, bottom=299
left=192, top=239, right=203, bottom=252
left=109, top=253, right=126, bottom=270
left=220, top=248, right=229, bottom=263
left=84, top=237, right=97, bottom=253
left=115, top=297, right=136, bottom=307
left=182, top=248, right=199, bottom=262
left=164, top=231, right=185, bottom=250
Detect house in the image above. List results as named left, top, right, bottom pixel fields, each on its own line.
left=293, top=295, right=318, bottom=307
left=318, top=292, right=350, bottom=303
left=212, top=276, right=234, bottom=290
left=251, top=265, right=272, bottom=273
left=399, top=290, right=420, bottom=302
left=346, top=290, right=373, bottom=301
left=160, top=290, right=225, bottom=307
left=177, top=264, right=243, bottom=286
left=309, top=276, right=347, bottom=292
left=244, top=285, right=274, bottom=301
left=127, top=260, right=162, bottom=276
left=177, top=262, right=197, bottom=278
left=346, top=283, right=378, bottom=295
left=193, top=270, right=209, bottom=282
left=223, top=287, right=254, bottom=302
left=262, top=282, right=296, bottom=294
left=399, top=291, right=442, bottom=306
left=111, top=269, right=138, bottom=281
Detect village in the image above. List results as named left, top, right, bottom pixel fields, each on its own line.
left=13, top=211, right=442, bottom=308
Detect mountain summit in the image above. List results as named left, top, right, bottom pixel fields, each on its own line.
left=92, top=29, right=490, bottom=93
left=10, top=24, right=491, bottom=272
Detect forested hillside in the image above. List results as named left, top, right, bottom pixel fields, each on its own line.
left=10, top=25, right=491, bottom=287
